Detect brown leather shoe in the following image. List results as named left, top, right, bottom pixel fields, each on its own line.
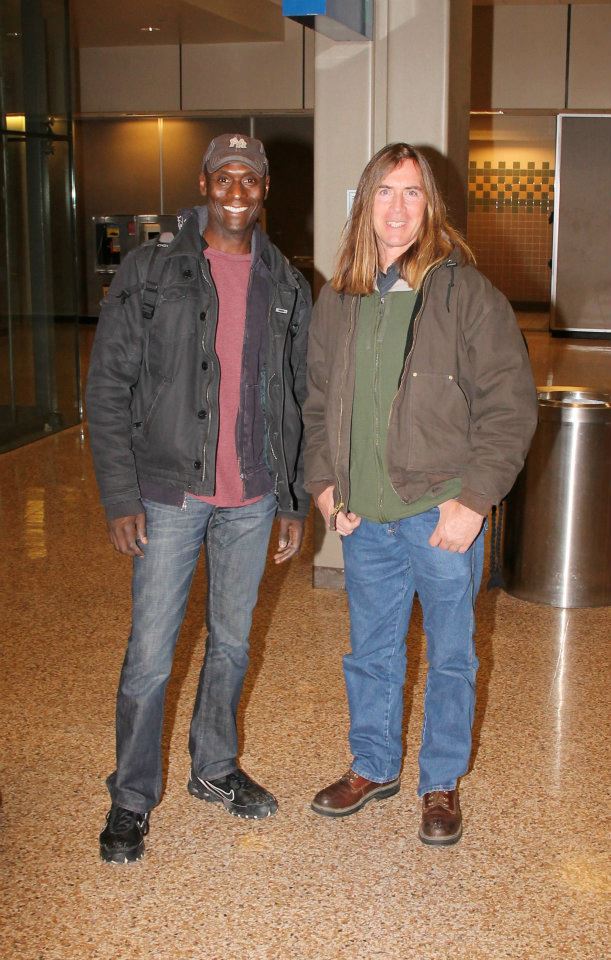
left=311, top=769, right=400, bottom=818
left=418, top=789, right=462, bottom=846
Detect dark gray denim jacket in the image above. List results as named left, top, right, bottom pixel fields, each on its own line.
left=86, top=207, right=311, bottom=520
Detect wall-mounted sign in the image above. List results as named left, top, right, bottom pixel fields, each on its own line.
left=282, top=0, right=373, bottom=41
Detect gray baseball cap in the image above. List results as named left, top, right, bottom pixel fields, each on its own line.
left=202, top=133, right=268, bottom=177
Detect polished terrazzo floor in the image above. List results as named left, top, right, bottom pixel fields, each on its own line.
left=0, top=324, right=610, bottom=960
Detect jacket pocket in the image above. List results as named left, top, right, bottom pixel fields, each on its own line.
left=148, top=290, right=199, bottom=378
left=406, top=372, right=471, bottom=470
left=153, top=281, right=200, bottom=337
left=159, top=280, right=200, bottom=304
left=242, top=383, right=266, bottom=474
left=131, top=378, right=169, bottom=444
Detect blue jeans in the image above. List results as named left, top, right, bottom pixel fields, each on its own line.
left=107, top=493, right=277, bottom=813
left=341, top=508, right=485, bottom=795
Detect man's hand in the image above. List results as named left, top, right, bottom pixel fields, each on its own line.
left=107, top=513, right=148, bottom=557
left=429, top=500, right=484, bottom=554
left=273, top=517, right=304, bottom=564
left=316, top=484, right=361, bottom=537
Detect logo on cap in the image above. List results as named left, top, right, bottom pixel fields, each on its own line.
left=229, top=136, right=248, bottom=149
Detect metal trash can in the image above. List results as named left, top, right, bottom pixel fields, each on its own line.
left=502, top=387, right=611, bottom=607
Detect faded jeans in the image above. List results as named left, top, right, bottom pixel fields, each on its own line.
left=341, top=508, right=485, bottom=795
left=107, top=493, right=277, bottom=813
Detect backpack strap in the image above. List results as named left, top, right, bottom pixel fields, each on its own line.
left=140, top=240, right=169, bottom=321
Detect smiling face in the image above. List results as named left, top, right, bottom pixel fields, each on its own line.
left=199, top=161, right=269, bottom=252
left=371, top=158, right=427, bottom=271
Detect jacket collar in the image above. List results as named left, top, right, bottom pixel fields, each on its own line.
left=159, top=205, right=300, bottom=290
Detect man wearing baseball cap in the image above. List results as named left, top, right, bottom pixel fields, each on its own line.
left=87, top=134, right=311, bottom=862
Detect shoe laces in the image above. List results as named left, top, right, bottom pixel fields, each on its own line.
left=224, top=769, right=251, bottom=791
left=109, top=805, right=149, bottom=832
left=424, top=790, right=452, bottom=810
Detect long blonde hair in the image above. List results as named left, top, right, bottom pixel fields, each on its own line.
left=331, top=143, right=474, bottom=295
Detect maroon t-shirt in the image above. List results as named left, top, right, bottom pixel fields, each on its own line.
left=191, top=246, right=262, bottom=508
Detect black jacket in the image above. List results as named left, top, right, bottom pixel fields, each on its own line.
left=86, top=207, right=311, bottom=520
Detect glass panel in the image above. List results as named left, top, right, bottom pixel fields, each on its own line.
left=42, top=0, right=71, bottom=122
left=0, top=0, right=71, bottom=126
left=468, top=114, right=556, bottom=308
left=0, top=133, right=79, bottom=450
left=0, top=1, right=24, bottom=120
left=0, top=0, right=78, bottom=452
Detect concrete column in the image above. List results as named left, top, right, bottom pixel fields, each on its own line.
left=312, top=0, right=472, bottom=588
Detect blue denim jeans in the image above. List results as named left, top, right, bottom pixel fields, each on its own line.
left=341, top=508, right=485, bottom=795
left=107, top=493, right=277, bottom=813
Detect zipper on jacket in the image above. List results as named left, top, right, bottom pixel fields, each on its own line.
left=264, top=271, right=300, bottom=510
left=334, top=295, right=357, bottom=512
left=236, top=265, right=257, bottom=497
left=373, top=296, right=386, bottom=516
left=263, top=365, right=278, bottom=467
left=274, top=294, right=292, bottom=502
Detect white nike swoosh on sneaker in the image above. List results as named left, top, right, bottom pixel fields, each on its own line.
left=197, top=775, right=235, bottom=801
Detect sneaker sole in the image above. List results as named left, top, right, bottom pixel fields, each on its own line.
left=310, top=781, right=400, bottom=818
left=187, top=779, right=278, bottom=820
left=100, top=840, right=145, bottom=864
left=418, top=824, right=463, bottom=847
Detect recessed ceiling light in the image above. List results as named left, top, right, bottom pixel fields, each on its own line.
left=6, top=32, right=22, bottom=38
left=140, top=26, right=161, bottom=33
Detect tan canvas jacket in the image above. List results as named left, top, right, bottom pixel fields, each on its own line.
left=303, top=256, right=538, bottom=518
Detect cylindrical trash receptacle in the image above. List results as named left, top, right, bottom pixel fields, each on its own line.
left=502, top=387, right=611, bottom=607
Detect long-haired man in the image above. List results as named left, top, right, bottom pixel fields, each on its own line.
left=303, top=143, right=537, bottom=845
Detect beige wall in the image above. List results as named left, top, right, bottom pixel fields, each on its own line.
left=77, top=21, right=312, bottom=114
left=182, top=20, right=305, bottom=111
left=472, top=6, right=568, bottom=109
left=76, top=119, right=162, bottom=213
left=78, top=46, right=181, bottom=114
left=313, top=35, right=372, bottom=284
left=303, top=27, right=315, bottom=111
left=472, top=3, right=611, bottom=110
left=568, top=5, right=611, bottom=107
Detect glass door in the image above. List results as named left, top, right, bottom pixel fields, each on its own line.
left=0, top=0, right=79, bottom=451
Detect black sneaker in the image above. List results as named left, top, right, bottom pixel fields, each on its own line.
left=187, top=768, right=278, bottom=820
left=99, top=805, right=150, bottom=863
